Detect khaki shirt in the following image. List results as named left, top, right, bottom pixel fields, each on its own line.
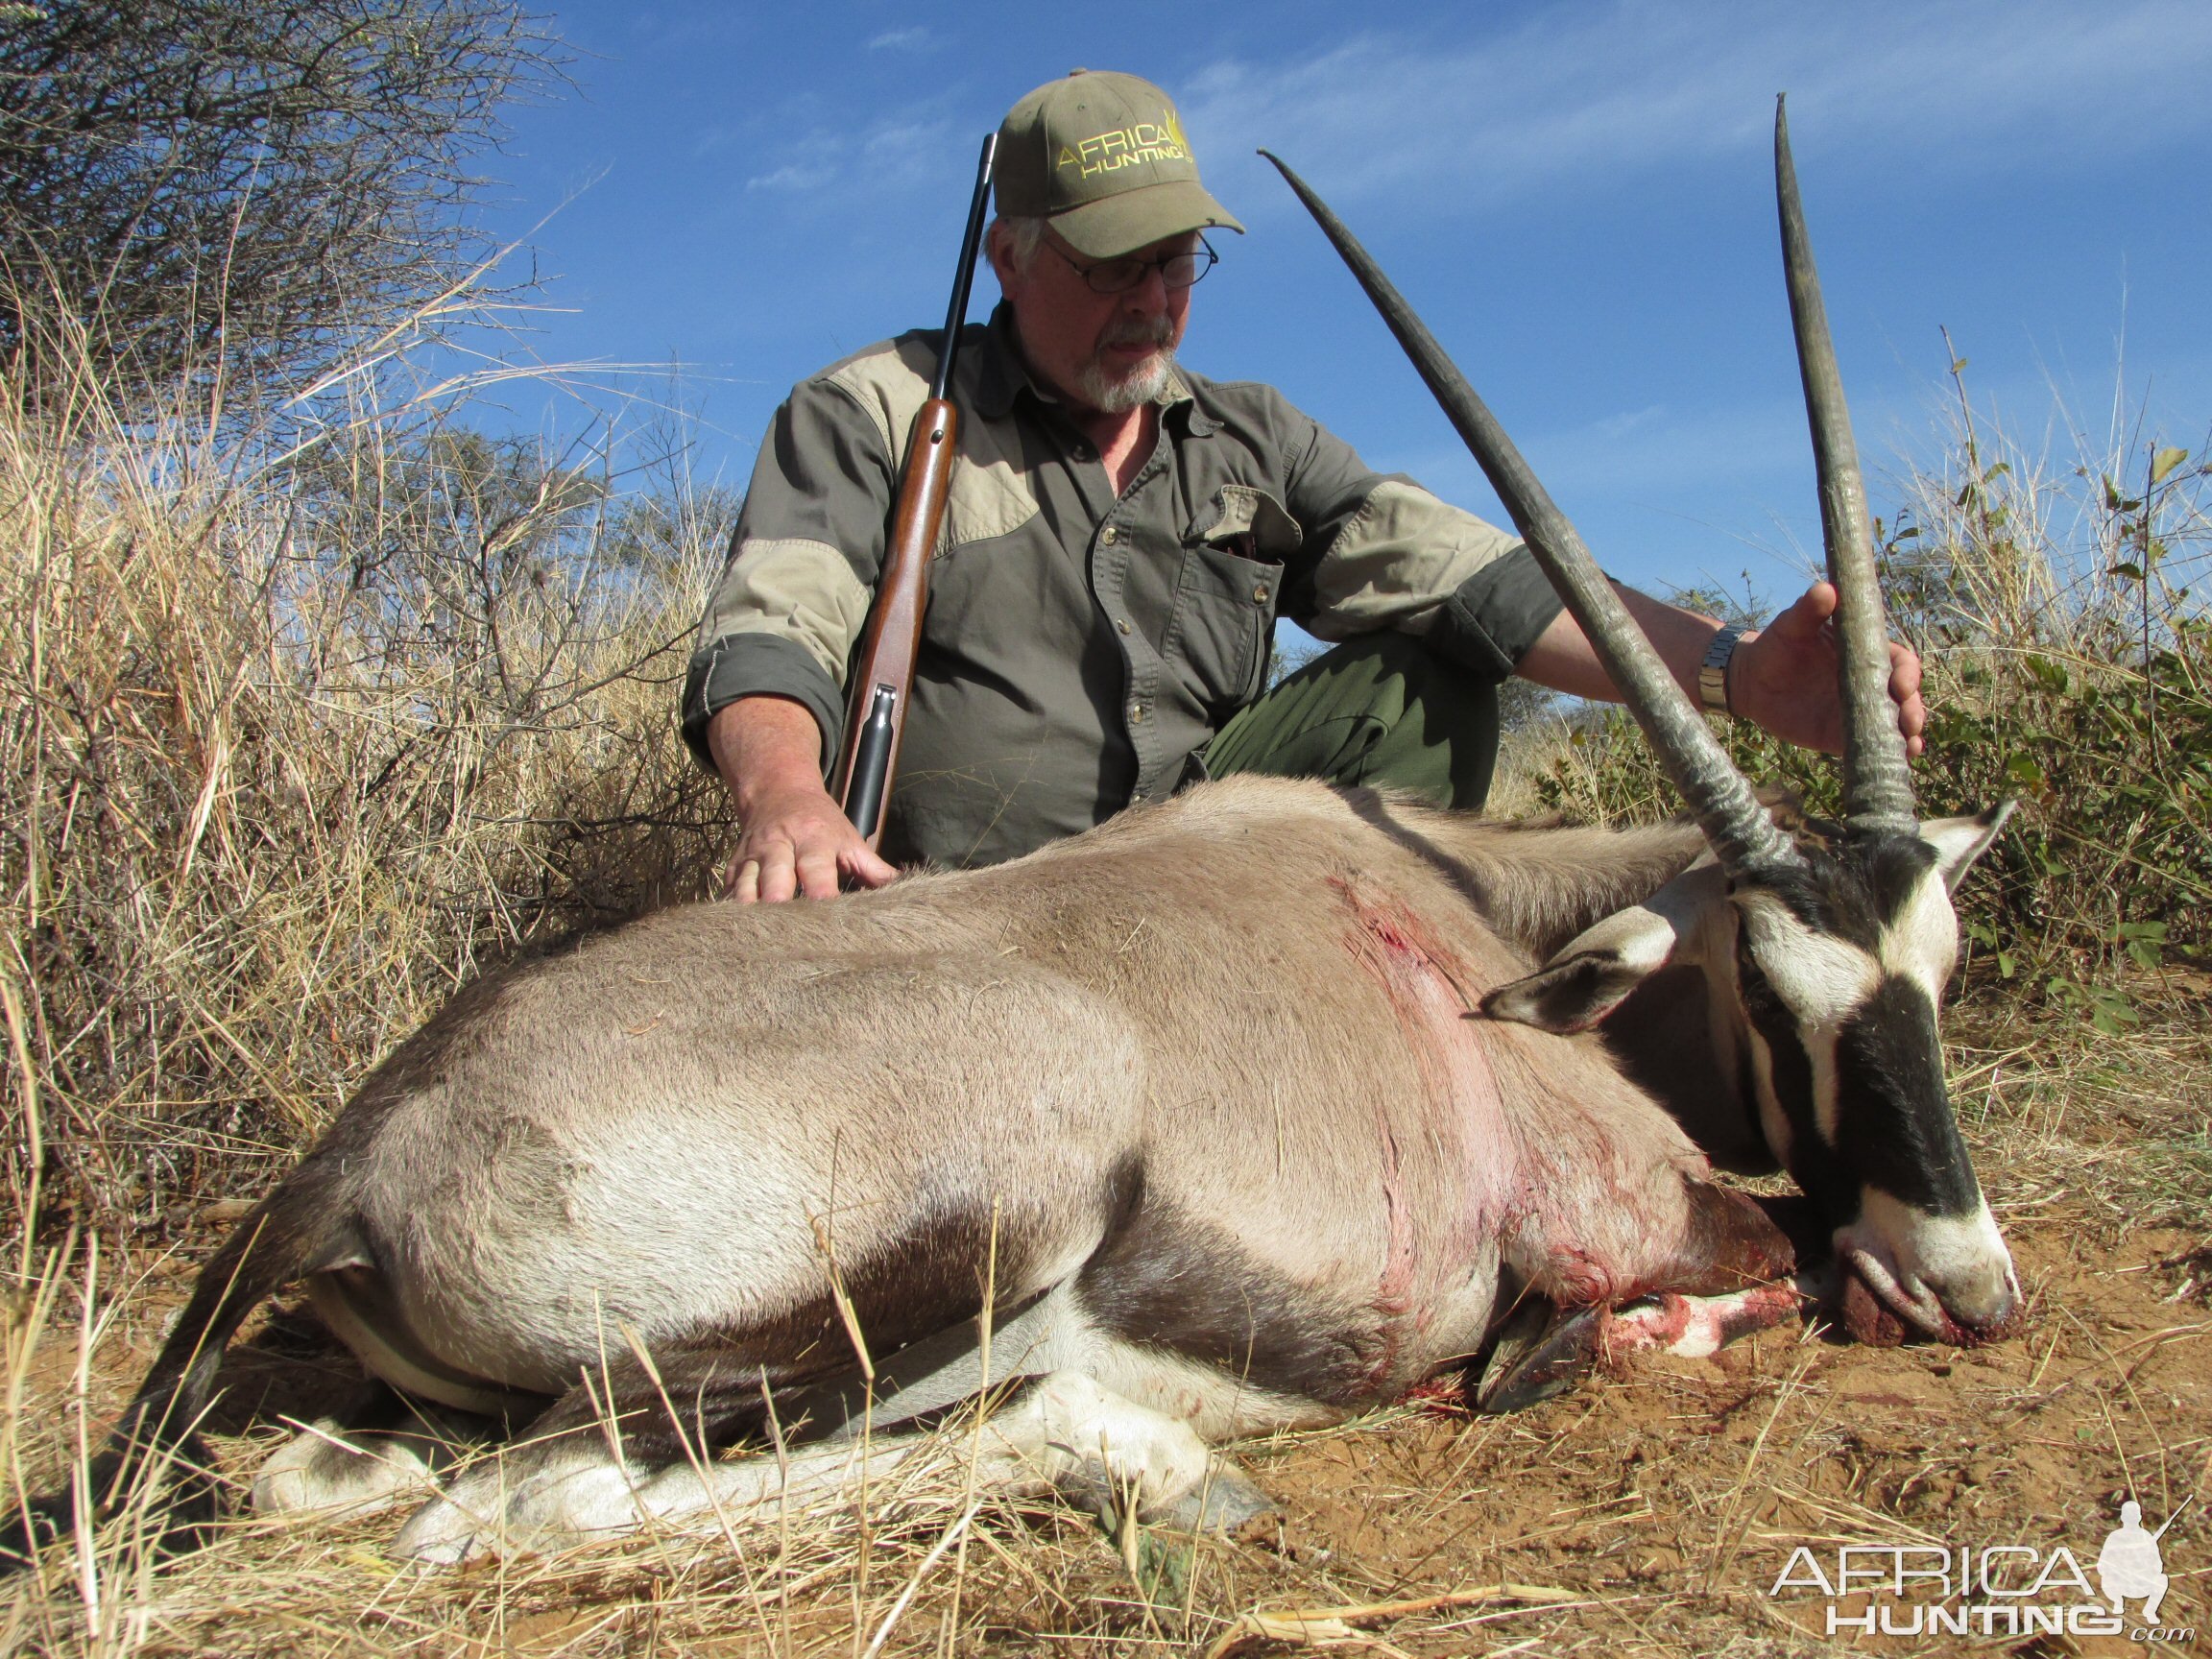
left=683, top=303, right=1561, bottom=868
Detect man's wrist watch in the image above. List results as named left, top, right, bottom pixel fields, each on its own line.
left=1698, top=624, right=1746, bottom=715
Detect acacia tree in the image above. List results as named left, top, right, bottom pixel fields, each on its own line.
left=0, top=0, right=562, bottom=390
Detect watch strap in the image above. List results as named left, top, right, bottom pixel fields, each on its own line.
left=1698, top=624, right=1746, bottom=715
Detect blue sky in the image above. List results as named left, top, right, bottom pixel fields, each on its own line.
left=471, top=0, right=2212, bottom=606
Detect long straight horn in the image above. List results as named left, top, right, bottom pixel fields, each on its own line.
left=1773, top=97, right=1916, bottom=835
left=1261, top=151, right=1800, bottom=878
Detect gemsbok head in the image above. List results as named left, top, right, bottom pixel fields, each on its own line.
left=1264, top=97, right=2018, bottom=1346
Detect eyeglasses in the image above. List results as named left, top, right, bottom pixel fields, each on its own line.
left=1047, top=234, right=1218, bottom=295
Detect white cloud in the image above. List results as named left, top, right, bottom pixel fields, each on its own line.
left=745, top=163, right=835, bottom=193
left=866, top=27, right=931, bottom=52
left=729, top=95, right=967, bottom=211
left=1179, top=0, right=2212, bottom=218
left=859, top=118, right=956, bottom=180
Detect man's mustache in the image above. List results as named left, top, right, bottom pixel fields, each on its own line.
left=1097, top=315, right=1175, bottom=352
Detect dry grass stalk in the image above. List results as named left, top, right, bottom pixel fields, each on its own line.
left=0, top=305, right=735, bottom=1248
left=1493, top=366, right=2212, bottom=1021
left=1201, top=1583, right=1575, bottom=1658
left=2, top=309, right=2205, bottom=1652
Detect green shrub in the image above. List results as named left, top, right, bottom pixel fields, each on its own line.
left=1499, top=366, right=2210, bottom=1025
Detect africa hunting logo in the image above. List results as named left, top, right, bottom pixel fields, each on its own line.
left=1763, top=1497, right=2194, bottom=1642
left=1056, top=109, right=1191, bottom=179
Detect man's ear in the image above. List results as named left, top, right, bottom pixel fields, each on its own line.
left=1482, top=903, right=1691, bottom=1034
left=1920, top=801, right=2015, bottom=893
left=984, top=221, right=1024, bottom=294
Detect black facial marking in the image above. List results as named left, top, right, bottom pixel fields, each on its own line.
left=1735, top=942, right=1857, bottom=1221
left=1859, top=832, right=1944, bottom=923
left=1750, top=831, right=1938, bottom=942
left=1073, top=1160, right=1382, bottom=1407
left=1834, top=976, right=1981, bottom=1216
left=1734, top=830, right=1979, bottom=1230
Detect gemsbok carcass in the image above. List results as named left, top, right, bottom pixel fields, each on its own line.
left=7, top=101, right=2016, bottom=1569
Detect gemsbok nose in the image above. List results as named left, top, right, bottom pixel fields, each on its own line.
left=1263, top=94, right=2018, bottom=1349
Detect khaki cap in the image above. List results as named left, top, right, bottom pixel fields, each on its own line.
left=994, top=70, right=1244, bottom=259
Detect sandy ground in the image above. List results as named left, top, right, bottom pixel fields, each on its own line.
left=3, top=1006, right=2206, bottom=1657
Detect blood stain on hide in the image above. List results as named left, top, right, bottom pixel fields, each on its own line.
left=1327, top=875, right=1518, bottom=1386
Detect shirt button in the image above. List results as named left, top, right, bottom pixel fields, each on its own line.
left=1116, top=617, right=1132, bottom=636
left=1254, top=583, right=1271, bottom=604
left=1100, top=525, right=1118, bottom=544
left=1072, top=445, right=1094, bottom=462
left=1127, top=701, right=1145, bottom=724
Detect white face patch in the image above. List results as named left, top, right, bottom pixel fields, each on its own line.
left=1877, top=863, right=1961, bottom=1007
left=1838, top=1188, right=2016, bottom=1334
left=1737, top=896, right=1883, bottom=1029
left=1734, top=894, right=1880, bottom=1150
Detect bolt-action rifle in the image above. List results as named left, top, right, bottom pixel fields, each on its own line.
left=831, top=132, right=998, bottom=847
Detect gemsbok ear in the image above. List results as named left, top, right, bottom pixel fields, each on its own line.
left=1920, top=801, right=2015, bottom=893
left=1482, top=862, right=1727, bottom=1032
left=1482, top=940, right=1666, bottom=1032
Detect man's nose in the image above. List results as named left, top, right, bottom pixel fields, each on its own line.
left=1121, top=264, right=1171, bottom=315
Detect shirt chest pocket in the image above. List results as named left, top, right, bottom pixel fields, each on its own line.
left=1166, top=486, right=1300, bottom=716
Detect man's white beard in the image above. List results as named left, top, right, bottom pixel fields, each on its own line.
left=1078, top=317, right=1177, bottom=413
left=1079, top=348, right=1175, bottom=414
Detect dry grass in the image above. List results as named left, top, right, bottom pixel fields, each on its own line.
left=2, top=999, right=2204, bottom=1655
left=0, top=307, right=734, bottom=1246
left=1495, top=366, right=2212, bottom=1017
left=2, top=323, right=2207, bottom=1653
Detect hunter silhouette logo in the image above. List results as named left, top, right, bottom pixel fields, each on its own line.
left=2098, top=1500, right=2175, bottom=1623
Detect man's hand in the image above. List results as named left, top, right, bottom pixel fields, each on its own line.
left=1730, top=581, right=1926, bottom=758
left=721, top=783, right=898, bottom=902
left=707, top=697, right=899, bottom=902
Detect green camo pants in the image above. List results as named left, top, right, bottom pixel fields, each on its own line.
left=1202, top=632, right=1501, bottom=809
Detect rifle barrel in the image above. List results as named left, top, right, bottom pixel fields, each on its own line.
left=931, top=134, right=998, bottom=403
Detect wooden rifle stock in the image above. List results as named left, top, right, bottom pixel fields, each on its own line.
left=832, top=397, right=957, bottom=842
left=832, top=132, right=997, bottom=849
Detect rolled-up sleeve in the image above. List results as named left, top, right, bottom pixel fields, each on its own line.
left=1421, top=541, right=1567, bottom=682
left=1283, top=418, right=1564, bottom=684
left=681, top=378, right=895, bottom=770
